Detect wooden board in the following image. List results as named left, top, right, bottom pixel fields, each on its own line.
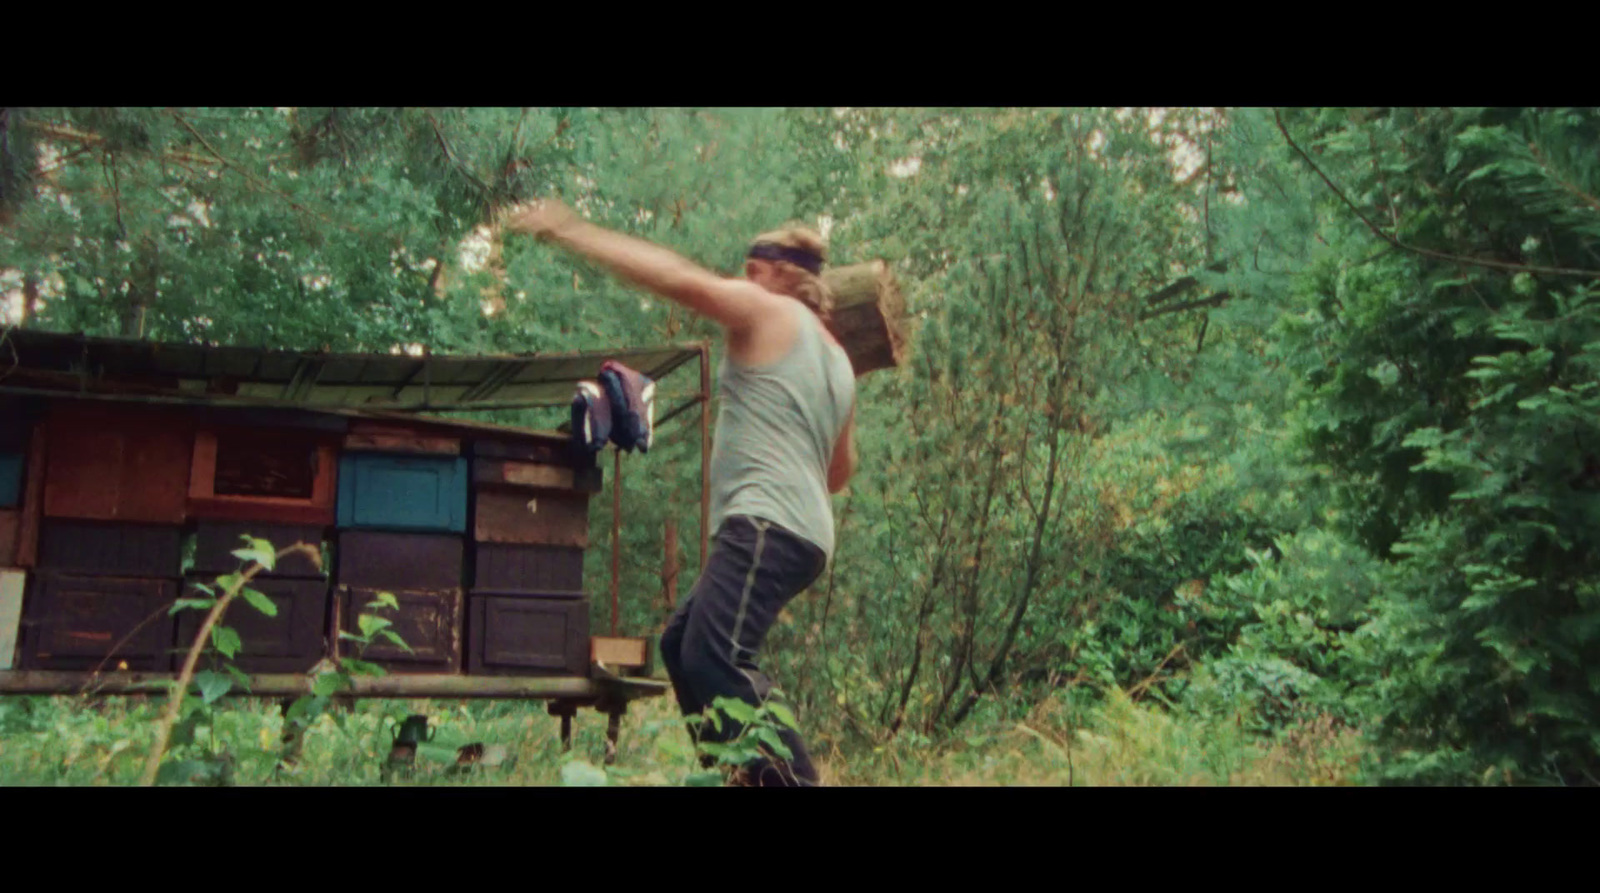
left=15, top=426, right=45, bottom=568
left=0, top=570, right=24, bottom=670
left=472, top=436, right=594, bottom=470
left=340, top=585, right=462, bottom=673
left=0, top=670, right=669, bottom=700
left=0, top=510, right=17, bottom=568
left=344, top=423, right=461, bottom=456
left=473, top=488, right=590, bottom=548
left=42, top=407, right=193, bottom=524
left=20, top=573, right=176, bottom=671
left=174, top=576, right=329, bottom=673
left=592, top=636, right=652, bottom=675
left=472, top=458, right=602, bottom=493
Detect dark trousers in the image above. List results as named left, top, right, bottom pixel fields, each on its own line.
left=659, top=515, right=826, bottom=786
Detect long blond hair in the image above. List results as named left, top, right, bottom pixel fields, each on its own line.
left=749, top=225, right=835, bottom=319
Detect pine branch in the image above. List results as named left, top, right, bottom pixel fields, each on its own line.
left=169, top=111, right=366, bottom=237
left=1272, top=108, right=1600, bottom=279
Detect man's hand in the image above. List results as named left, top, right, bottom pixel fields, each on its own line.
left=502, top=198, right=579, bottom=240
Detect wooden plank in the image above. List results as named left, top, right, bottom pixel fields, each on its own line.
left=0, top=510, right=17, bottom=567
left=473, top=459, right=603, bottom=494
left=472, top=436, right=592, bottom=469
left=344, top=427, right=461, bottom=456
left=473, top=488, right=590, bottom=548
left=16, top=426, right=45, bottom=567
left=0, top=669, right=669, bottom=700
left=0, top=570, right=24, bottom=670
left=592, top=636, right=651, bottom=673
left=474, top=459, right=571, bottom=490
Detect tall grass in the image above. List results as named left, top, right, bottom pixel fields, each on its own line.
left=0, top=684, right=1367, bottom=786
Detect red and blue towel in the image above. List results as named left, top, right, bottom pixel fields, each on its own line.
left=570, top=361, right=654, bottom=454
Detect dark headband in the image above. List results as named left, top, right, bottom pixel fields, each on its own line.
left=747, top=242, right=824, bottom=275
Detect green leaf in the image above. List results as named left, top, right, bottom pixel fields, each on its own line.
left=714, top=697, right=758, bottom=725
left=560, top=760, right=610, bottom=787
left=369, top=591, right=400, bottom=611
left=240, top=588, right=278, bottom=618
left=340, top=658, right=385, bottom=677
left=754, top=726, right=794, bottom=761
left=194, top=670, right=232, bottom=704
left=216, top=573, right=245, bottom=593
left=224, top=664, right=253, bottom=691
left=156, top=759, right=207, bottom=786
left=763, top=701, right=800, bottom=731
left=211, top=626, right=242, bottom=659
left=378, top=629, right=414, bottom=653
left=358, top=615, right=392, bottom=638
left=169, top=710, right=204, bottom=748
left=169, top=598, right=217, bottom=615
left=684, top=771, right=724, bottom=787
left=285, top=695, right=327, bottom=726
left=311, top=672, right=345, bottom=698
left=232, top=541, right=276, bottom=572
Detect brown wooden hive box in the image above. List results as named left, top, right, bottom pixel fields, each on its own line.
left=20, top=572, right=176, bottom=671
left=472, top=542, right=584, bottom=592
left=466, top=592, right=589, bottom=677
left=188, top=427, right=339, bottom=526
left=174, top=576, right=330, bottom=673
left=473, top=489, right=591, bottom=549
left=42, top=406, right=194, bottom=524
left=191, top=521, right=328, bottom=578
left=37, top=520, right=184, bottom=578
left=339, top=585, right=461, bottom=673
left=335, top=530, right=464, bottom=591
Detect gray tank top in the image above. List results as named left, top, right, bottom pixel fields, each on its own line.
left=707, top=298, right=855, bottom=560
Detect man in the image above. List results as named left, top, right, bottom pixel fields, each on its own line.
left=503, top=199, right=856, bottom=786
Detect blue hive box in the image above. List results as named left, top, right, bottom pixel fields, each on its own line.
left=336, top=453, right=467, bottom=533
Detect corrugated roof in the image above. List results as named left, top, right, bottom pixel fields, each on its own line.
left=0, top=329, right=703, bottom=412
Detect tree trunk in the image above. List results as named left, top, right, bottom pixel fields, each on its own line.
left=821, top=260, right=909, bottom=377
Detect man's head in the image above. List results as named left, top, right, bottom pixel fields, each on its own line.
left=744, top=226, right=834, bottom=318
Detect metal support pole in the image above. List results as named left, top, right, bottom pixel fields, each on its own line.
left=611, top=447, right=621, bottom=637
left=699, top=342, right=711, bottom=570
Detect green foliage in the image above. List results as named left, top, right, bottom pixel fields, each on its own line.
left=1278, top=107, right=1600, bottom=784
left=10, top=107, right=1600, bottom=786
